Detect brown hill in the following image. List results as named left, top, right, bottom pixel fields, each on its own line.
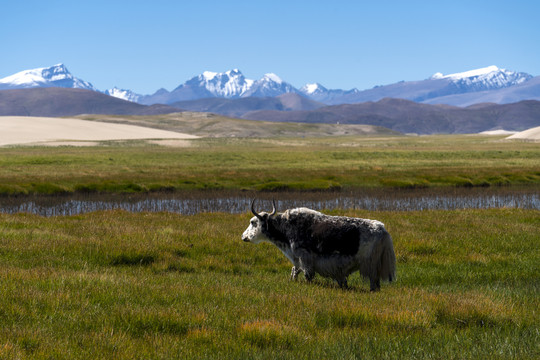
left=171, top=92, right=324, bottom=118
left=3, top=88, right=538, bottom=134
left=0, top=88, right=182, bottom=117
left=242, top=98, right=540, bottom=134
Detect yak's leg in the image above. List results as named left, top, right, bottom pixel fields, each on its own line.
left=298, top=256, right=315, bottom=282
left=290, top=266, right=302, bottom=280
left=304, top=269, right=315, bottom=282
left=337, top=277, right=349, bottom=289
left=290, top=257, right=302, bottom=280
left=292, top=248, right=315, bottom=282
left=370, top=277, right=381, bottom=292
left=370, top=259, right=381, bottom=291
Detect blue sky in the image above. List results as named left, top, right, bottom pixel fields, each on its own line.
left=2, top=0, right=539, bottom=94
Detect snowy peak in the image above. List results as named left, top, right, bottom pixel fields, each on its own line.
left=299, top=82, right=359, bottom=103
left=244, top=73, right=298, bottom=97
left=0, top=63, right=67, bottom=86
left=172, top=69, right=297, bottom=99
left=300, top=83, right=328, bottom=95
left=261, top=73, right=283, bottom=84
left=430, top=65, right=532, bottom=91
left=182, top=69, right=254, bottom=98
left=42, top=63, right=71, bottom=81
left=431, top=65, right=501, bottom=80
left=0, top=63, right=96, bottom=91
left=104, top=87, right=142, bottom=103
left=202, top=71, right=218, bottom=81
left=2, top=64, right=537, bottom=108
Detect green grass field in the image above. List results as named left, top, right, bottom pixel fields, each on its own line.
left=0, top=208, right=538, bottom=359
left=0, top=135, right=539, bottom=195
left=0, top=134, right=539, bottom=358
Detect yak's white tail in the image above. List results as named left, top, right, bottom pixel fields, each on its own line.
left=380, top=232, right=396, bottom=282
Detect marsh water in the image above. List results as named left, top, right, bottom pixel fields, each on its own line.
left=0, top=188, right=538, bottom=217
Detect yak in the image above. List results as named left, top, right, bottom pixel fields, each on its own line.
left=242, top=199, right=396, bottom=291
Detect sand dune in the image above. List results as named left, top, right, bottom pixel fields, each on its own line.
left=0, top=116, right=199, bottom=146
left=479, top=129, right=517, bottom=135
left=506, top=126, right=540, bottom=141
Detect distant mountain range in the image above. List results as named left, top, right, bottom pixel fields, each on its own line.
left=1, top=64, right=539, bottom=134
left=1, top=87, right=538, bottom=134
left=1, top=63, right=539, bottom=107
left=137, top=70, right=301, bottom=105
left=136, top=65, right=538, bottom=107
left=325, top=66, right=535, bottom=106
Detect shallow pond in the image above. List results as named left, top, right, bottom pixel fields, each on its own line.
left=0, top=188, right=538, bottom=217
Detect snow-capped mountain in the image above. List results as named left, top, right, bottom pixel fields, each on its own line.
left=300, top=83, right=327, bottom=96
left=318, top=65, right=536, bottom=105
left=181, top=69, right=254, bottom=98
left=243, top=73, right=299, bottom=97
left=299, top=83, right=360, bottom=103
left=430, top=65, right=532, bottom=92
left=139, top=70, right=299, bottom=104
left=104, top=87, right=142, bottom=103
left=0, top=63, right=97, bottom=91
left=1, top=64, right=538, bottom=108
left=139, top=65, right=534, bottom=106
left=422, top=75, right=540, bottom=106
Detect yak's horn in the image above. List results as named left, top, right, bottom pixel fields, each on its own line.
left=250, top=199, right=263, bottom=220
left=269, top=199, right=277, bottom=216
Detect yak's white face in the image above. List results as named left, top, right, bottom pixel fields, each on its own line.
left=242, top=215, right=268, bottom=244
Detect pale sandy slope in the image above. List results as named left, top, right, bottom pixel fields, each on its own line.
left=506, top=126, right=540, bottom=141
left=0, top=116, right=199, bottom=146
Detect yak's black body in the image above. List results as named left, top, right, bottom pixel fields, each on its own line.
left=265, top=210, right=364, bottom=255
left=242, top=204, right=396, bottom=291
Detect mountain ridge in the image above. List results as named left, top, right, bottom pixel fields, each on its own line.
left=0, top=88, right=181, bottom=117
left=138, top=70, right=300, bottom=104
left=2, top=87, right=538, bottom=135
left=170, top=93, right=324, bottom=118
left=0, top=64, right=97, bottom=91
left=240, top=97, right=540, bottom=134
left=2, top=64, right=539, bottom=107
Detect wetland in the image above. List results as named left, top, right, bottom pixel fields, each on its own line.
left=1, top=187, right=539, bottom=216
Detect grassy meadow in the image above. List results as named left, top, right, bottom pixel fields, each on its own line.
left=0, top=208, right=538, bottom=359
left=0, top=134, right=539, bottom=358
left=0, top=135, right=539, bottom=195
